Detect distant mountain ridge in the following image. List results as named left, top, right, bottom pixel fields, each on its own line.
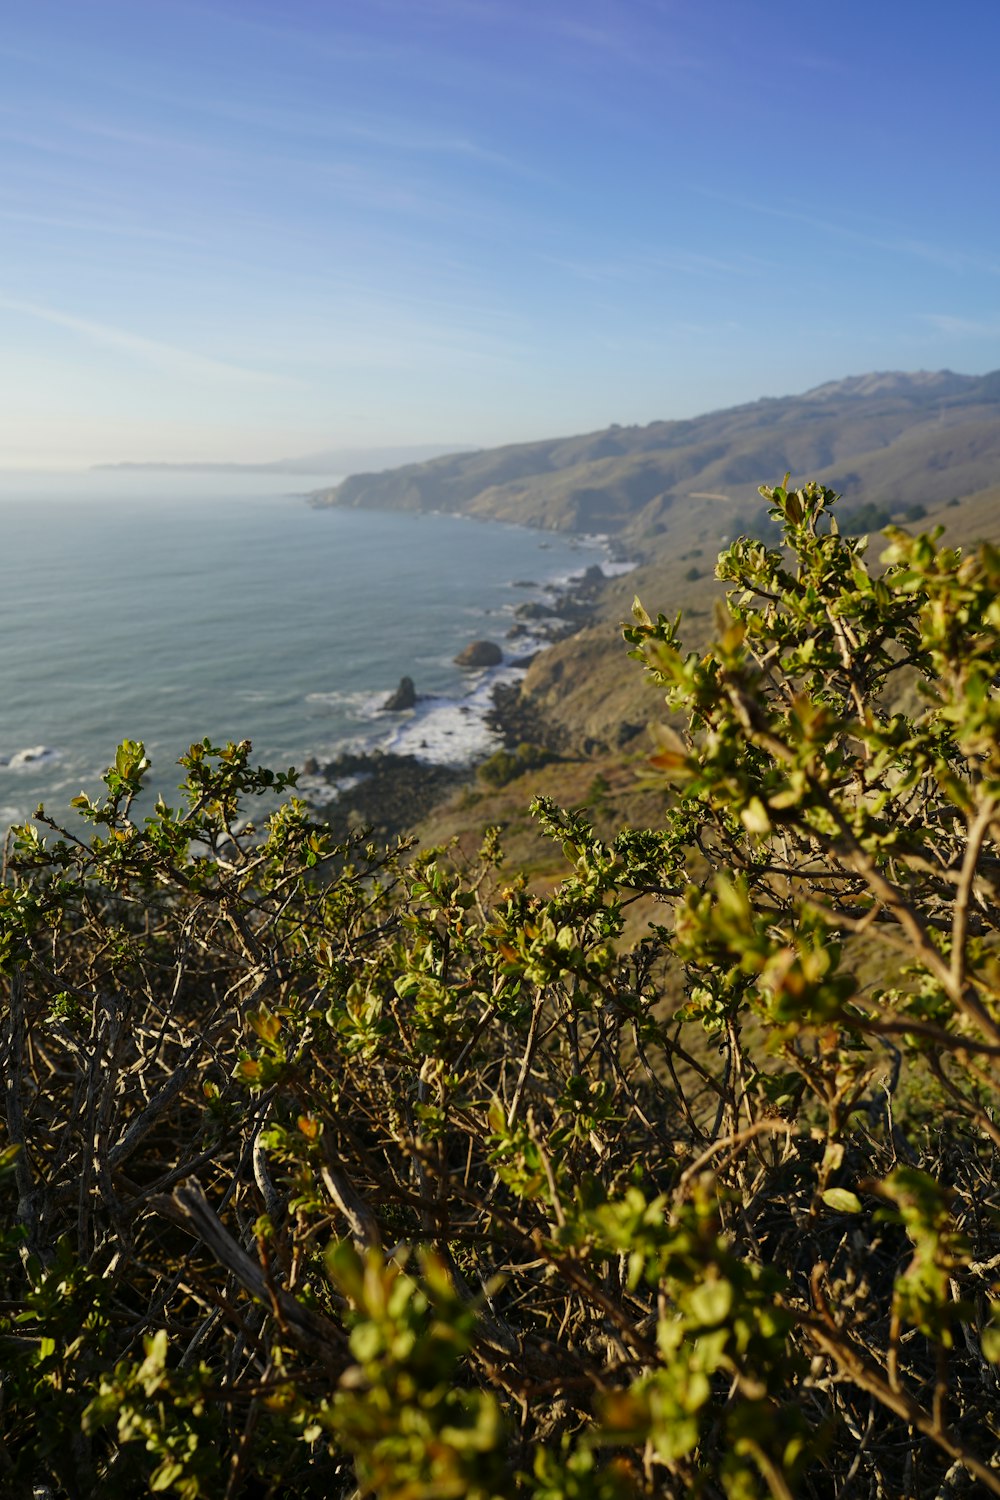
left=309, top=370, right=1000, bottom=540
left=801, top=369, right=981, bottom=401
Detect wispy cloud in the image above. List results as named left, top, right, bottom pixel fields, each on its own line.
left=136, top=89, right=531, bottom=175
left=695, top=187, right=1000, bottom=277
left=331, top=117, right=526, bottom=173
left=0, top=298, right=288, bottom=386
left=537, top=246, right=765, bottom=284
left=55, top=101, right=525, bottom=176
left=920, top=313, right=1000, bottom=337
left=673, top=318, right=743, bottom=337
left=364, top=0, right=707, bottom=71
left=0, top=208, right=201, bottom=246
left=0, top=108, right=244, bottom=175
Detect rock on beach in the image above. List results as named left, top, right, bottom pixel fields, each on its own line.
left=454, top=640, right=503, bottom=669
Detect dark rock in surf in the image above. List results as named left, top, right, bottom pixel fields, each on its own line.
left=454, top=640, right=503, bottom=669
left=513, top=601, right=554, bottom=621
left=381, top=675, right=417, bottom=712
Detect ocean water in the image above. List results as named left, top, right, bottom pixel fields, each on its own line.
left=0, top=470, right=606, bottom=826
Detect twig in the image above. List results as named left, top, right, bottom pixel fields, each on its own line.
left=148, top=1180, right=346, bottom=1366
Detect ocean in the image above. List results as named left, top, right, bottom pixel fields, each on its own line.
left=0, top=470, right=608, bottom=827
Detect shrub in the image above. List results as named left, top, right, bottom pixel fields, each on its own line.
left=478, top=740, right=558, bottom=788
left=1, top=482, right=999, bottom=1497
left=840, top=498, right=893, bottom=533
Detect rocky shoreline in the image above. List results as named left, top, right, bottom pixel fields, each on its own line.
left=308, top=556, right=624, bottom=845
left=312, top=748, right=468, bottom=845
left=312, top=677, right=560, bottom=845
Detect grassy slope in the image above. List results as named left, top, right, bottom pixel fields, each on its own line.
left=311, top=375, right=1000, bottom=890
left=311, top=371, right=1000, bottom=538
left=410, top=482, right=1000, bottom=899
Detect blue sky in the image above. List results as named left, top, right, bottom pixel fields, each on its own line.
left=1, top=0, right=998, bottom=466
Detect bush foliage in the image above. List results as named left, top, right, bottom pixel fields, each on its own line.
left=1, top=481, right=1000, bottom=1498
left=478, top=741, right=559, bottom=789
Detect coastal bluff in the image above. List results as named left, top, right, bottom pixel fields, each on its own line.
left=308, top=369, right=1000, bottom=544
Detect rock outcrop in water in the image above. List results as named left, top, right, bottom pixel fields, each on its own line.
left=381, top=676, right=417, bottom=711
left=454, top=640, right=502, bottom=669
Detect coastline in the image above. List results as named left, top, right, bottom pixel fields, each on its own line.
left=0, top=498, right=610, bottom=831
left=303, top=548, right=633, bottom=844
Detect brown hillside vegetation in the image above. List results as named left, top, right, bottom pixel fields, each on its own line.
left=414, top=480, right=1000, bottom=887
left=512, top=477, right=1000, bottom=750
left=310, top=370, right=1000, bottom=542
left=4, top=482, right=999, bottom=1497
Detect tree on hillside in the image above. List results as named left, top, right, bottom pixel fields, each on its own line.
left=1, top=482, right=999, bottom=1498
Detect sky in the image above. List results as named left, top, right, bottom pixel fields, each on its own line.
left=1, top=0, right=999, bottom=468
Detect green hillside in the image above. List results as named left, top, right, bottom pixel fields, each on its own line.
left=310, top=369, right=1000, bottom=542
left=412, top=479, right=1000, bottom=886
left=310, top=369, right=1000, bottom=886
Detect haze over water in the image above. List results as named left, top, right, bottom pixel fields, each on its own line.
left=0, top=473, right=601, bottom=826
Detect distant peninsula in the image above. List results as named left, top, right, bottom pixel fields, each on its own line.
left=94, top=442, right=473, bottom=478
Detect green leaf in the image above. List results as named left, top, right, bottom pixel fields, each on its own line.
left=980, top=1300, right=1000, bottom=1364
left=688, top=1278, right=734, bottom=1327
left=150, top=1459, right=184, bottom=1491
left=822, top=1188, right=862, bottom=1214
left=740, top=797, right=772, bottom=834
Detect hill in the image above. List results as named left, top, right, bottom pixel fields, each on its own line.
left=308, top=371, right=1000, bottom=879
left=405, top=478, right=1000, bottom=892
left=309, top=369, right=1000, bottom=542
